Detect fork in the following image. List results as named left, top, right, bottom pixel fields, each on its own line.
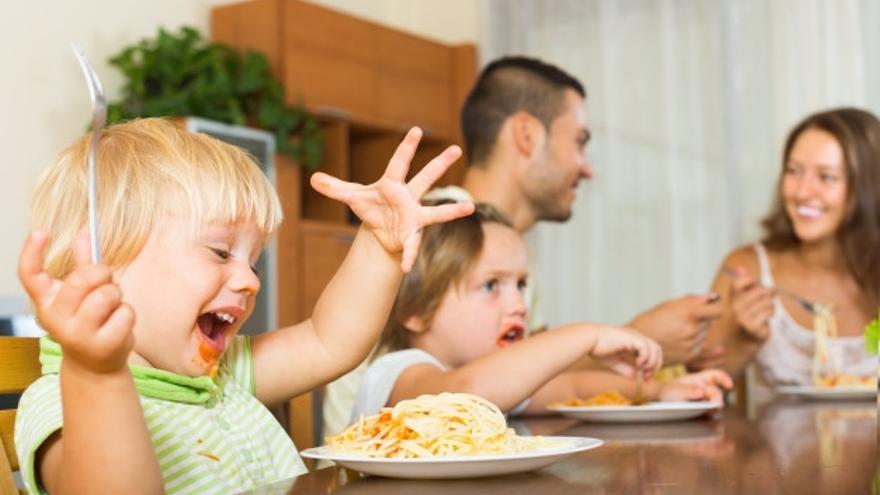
left=721, top=266, right=820, bottom=315
left=71, top=44, right=107, bottom=264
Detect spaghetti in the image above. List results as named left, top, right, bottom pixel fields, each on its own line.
left=328, top=393, right=547, bottom=458
left=811, top=304, right=875, bottom=388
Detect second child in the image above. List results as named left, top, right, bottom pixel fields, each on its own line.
left=348, top=202, right=732, bottom=423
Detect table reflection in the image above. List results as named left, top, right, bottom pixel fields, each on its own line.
left=239, top=397, right=877, bottom=495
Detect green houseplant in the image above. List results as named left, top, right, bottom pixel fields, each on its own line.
left=106, top=26, right=322, bottom=167
left=865, top=309, right=879, bottom=355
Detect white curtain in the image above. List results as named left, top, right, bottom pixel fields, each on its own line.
left=477, top=0, right=880, bottom=327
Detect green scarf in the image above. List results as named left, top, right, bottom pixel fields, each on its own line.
left=39, top=337, right=221, bottom=406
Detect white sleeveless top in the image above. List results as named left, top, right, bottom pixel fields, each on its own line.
left=752, top=244, right=875, bottom=386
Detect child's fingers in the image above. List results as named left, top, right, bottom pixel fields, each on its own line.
left=703, top=369, right=734, bottom=390
left=18, top=231, right=53, bottom=303
left=75, top=283, right=124, bottom=331
left=310, top=172, right=356, bottom=202
left=72, top=230, right=93, bottom=267
left=52, top=264, right=114, bottom=318
left=419, top=201, right=475, bottom=226
left=407, top=145, right=462, bottom=198
left=96, top=303, right=136, bottom=355
left=400, top=228, right=422, bottom=273
left=607, top=361, right=635, bottom=378
left=703, top=385, right=723, bottom=404
left=635, top=339, right=662, bottom=372
left=384, top=127, right=423, bottom=182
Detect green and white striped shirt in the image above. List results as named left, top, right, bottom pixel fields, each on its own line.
left=15, top=336, right=307, bottom=494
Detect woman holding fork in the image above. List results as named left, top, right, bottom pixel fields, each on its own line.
left=703, top=107, right=880, bottom=392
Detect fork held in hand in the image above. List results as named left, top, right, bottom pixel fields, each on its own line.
left=71, top=44, right=107, bottom=264
left=721, top=266, right=819, bottom=315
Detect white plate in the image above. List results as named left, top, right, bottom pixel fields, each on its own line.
left=776, top=385, right=875, bottom=401
left=299, top=436, right=601, bottom=479
left=548, top=401, right=720, bottom=423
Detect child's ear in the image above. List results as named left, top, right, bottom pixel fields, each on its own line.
left=401, top=315, right=428, bottom=334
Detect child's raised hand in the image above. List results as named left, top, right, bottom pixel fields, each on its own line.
left=589, top=326, right=663, bottom=379
left=659, top=369, right=733, bottom=404
left=310, top=127, right=475, bottom=272
left=18, top=231, right=135, bottom=373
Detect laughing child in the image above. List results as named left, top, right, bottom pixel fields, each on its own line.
left=15, top=118, right=473, bottom=494
left=349, top=202, right=733, bottom=423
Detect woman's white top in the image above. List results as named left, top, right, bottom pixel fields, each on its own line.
left=752, top=244, right=874, bottom=386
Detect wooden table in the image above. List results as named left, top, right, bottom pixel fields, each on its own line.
left=241, top=397, right=877, bottom=495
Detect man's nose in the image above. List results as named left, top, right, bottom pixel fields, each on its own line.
left=580, top=155, right=593, bottom=179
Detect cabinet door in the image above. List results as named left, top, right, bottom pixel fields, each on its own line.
left=299, top=222, right=357, bottom=318
left=289, top=222, right=356, bottom=454
left=282, top=0, right=378, bottom=119
left=376, top=29, right=454, bottom=137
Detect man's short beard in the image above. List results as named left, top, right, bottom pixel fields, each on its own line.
left=531, top=196, right=573, bottom=223
left=539, top=209, right=572, bottom=223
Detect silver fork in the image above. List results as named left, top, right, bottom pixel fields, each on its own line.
left=71, top=44, right=107, bottom=264
left=721, top=266, right=819, bottom=315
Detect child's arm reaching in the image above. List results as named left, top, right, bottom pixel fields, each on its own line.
left=252, top=128, right=474, bottom=405
left=388, top=323, right=662, bottom=412
left=528, top=368, right=733, bottom=412
left=18, top=232, right=163, bottom=495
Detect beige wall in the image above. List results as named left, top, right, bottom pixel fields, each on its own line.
left=0, top=1, right=477, bottom=302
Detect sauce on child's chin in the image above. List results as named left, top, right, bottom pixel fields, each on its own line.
left=197, top=341, right=221, bottom=378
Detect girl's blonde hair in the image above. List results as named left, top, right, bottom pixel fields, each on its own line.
left=31, top=117, right=283, bottom=279
left=378, top=201, right=513, bottom=353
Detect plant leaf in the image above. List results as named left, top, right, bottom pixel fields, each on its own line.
left=865, top=310, right=880, bottom=355
left=103, top=25, right=322, bottom=165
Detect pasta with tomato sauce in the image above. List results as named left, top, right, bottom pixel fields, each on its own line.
left=328, top=393, right=551, bottom=458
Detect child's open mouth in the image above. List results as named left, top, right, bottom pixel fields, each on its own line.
left=496, top=323, right=525, bottom=348
left=196, top=310, right=236, bottom=354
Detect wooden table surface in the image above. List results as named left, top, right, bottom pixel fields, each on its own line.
left=241, top=397, right=877, bottom=495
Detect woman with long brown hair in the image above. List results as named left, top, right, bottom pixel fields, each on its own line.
left=706, top=107, right=880, bottom=390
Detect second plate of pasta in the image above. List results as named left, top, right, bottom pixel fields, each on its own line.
left=548, top=401, right=720, bottom=423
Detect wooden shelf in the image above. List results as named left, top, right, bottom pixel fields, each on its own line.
left=211, top=0, right=476, bottom=452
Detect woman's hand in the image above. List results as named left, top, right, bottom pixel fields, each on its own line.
left=628, top=293, right=722, bottom=364
left=310, top=127, right=475, bottom=272
left=728, top=266, right=774, bottom=341
left=659, top=369, right=733, bottom=404
left=18, top=231, right=135, bottom=373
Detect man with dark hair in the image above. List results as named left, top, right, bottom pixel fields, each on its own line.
left=448, top=56, right=592, bottom=228
left=322, top=56, right=723, bottom=436
left=429, top=55, right=722, bottom=357
left=462, top=57, right=586, bottom=168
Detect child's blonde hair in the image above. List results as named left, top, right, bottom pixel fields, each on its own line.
left=378, top=201, right=513, bottom=352
left=31, top=117, right=283, bottom=279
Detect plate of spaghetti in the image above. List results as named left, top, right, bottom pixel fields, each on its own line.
left=548, top=391, right=720, bottom=423
left=301, top=393, right=602, bottom=479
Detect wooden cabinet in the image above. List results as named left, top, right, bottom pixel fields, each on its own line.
left=211, top=0, right=477, bottom=452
